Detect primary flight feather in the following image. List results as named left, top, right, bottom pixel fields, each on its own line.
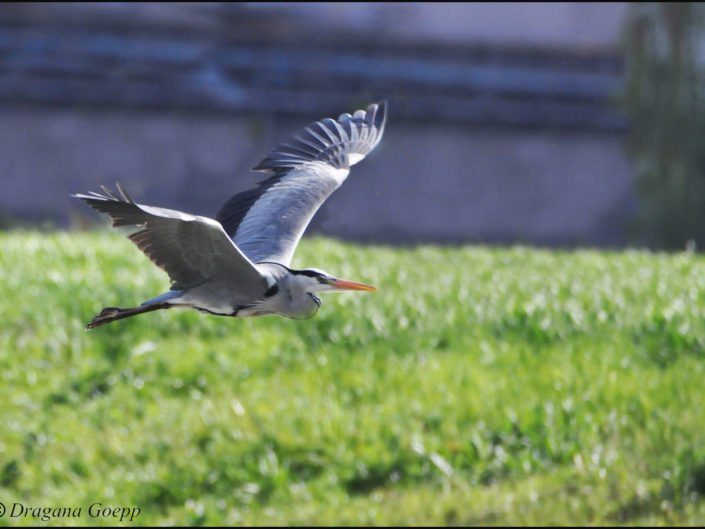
left=73, top=101, right=387, bottom=328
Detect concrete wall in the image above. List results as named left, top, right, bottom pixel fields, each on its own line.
left=1, top=106, right=632, bottom=247
left=247, top=2, right=628, bottom=50
left=0, top=3, right=634, bottom=247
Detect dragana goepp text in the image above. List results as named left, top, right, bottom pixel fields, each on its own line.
left=4, top=502, right=140, bottom=522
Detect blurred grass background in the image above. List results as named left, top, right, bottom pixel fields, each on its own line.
left=1, top=230, right=704, bottom=525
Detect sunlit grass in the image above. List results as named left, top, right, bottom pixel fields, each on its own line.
left=1, top=230, right=704, bottom=525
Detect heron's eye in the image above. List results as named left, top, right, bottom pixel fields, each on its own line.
left=317, top=276, right=326, bottom=283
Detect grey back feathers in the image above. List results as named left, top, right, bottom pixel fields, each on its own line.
left=217, top=101, right=387, bottom=266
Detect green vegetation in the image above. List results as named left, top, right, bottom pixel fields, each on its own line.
left=1, top=230, right=704, bottom=525
left=621, top=3, right=705, bottom=249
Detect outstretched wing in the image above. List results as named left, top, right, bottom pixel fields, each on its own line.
left=73, top=183, right=268, bottom=294
left=216, top=101, right=387, bottom=266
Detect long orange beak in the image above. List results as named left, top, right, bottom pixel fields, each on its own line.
left=328, top=278, right=377, bottom=291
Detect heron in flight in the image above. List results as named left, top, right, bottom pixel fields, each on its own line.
left=73, top=101, right=387, bottom=328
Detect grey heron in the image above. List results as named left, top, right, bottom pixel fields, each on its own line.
left=73, top=101, right=387, bottom=329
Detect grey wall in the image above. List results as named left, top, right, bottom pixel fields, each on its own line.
left=0, top=2, right=634, bottom=247
left=248, top=2, right=628, bottom=49
left=2, top=107, right=632, bottom=247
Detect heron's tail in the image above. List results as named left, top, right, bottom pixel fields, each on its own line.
left=86, top=303, right=170, bottom=329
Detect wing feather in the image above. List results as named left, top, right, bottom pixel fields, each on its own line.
left=216, top=101, right=387, bottom=266
left=73, top=184, right=267, bottom=294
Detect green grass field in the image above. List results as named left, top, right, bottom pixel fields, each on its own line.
left=1, top=230, right=704, bottom=526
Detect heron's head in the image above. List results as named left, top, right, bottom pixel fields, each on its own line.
left=295, top=268, right=377, bottom=294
